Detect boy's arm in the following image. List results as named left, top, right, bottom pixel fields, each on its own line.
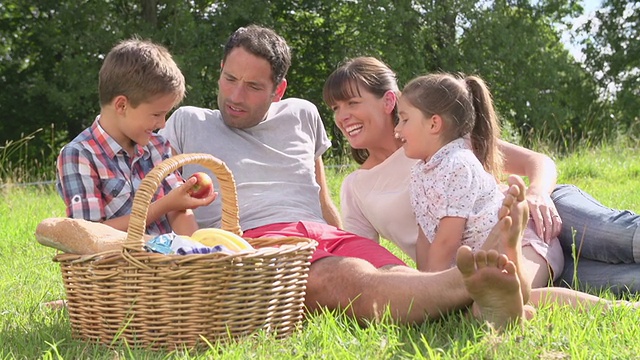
left=147, top=175, right=215, bottom=233
left=57, top=145, right=108, bottom=223
left=162, top=145, right=204, bottom=235
left=100, top=197, right=180, bottom=233
left=57, top=144, right=176, bottom=233
left=166, top=209, right=199, bottom=236
left=315, top=156, right=343, bottom=229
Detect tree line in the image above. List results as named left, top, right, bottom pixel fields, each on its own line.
left=0, top=0, right=638, bottom=179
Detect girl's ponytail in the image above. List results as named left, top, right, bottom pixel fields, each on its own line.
left=465, top=76, right=503, bottom=177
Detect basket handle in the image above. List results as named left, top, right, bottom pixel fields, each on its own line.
left=124, top=153, right=242, bottom=251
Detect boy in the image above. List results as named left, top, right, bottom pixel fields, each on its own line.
left=56, top=38, right=215, bottom=236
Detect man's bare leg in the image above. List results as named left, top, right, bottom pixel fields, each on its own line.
left=530, top=285, right=640, bottom=310
left=304, top=256, right=474, bottom=324
left=302, top=175, right=534, bottom=326
left=456, top=245, right=524, bottom=330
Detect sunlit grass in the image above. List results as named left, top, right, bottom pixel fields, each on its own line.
left=2, top=139, right=640, bottom=358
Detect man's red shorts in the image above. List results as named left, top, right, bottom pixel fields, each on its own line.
left=242, top=221, right=406, bottom=268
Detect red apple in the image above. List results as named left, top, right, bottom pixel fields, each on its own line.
left=187, top=172, right=214, bottom=199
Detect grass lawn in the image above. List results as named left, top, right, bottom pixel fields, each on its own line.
left=1, top=144, right=639, bottom=359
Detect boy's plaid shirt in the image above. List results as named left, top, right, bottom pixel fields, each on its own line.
left=56, top=118, right=183, bottom=235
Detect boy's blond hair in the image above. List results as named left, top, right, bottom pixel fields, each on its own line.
left=99, top=38, right=185, bottom=107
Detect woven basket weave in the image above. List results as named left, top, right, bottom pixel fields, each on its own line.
left=54, top=153, right=317, bottom=349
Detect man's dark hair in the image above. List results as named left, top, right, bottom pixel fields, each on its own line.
left=223, top=25, right=292, bottom=87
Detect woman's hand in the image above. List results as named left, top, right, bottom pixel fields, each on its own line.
left=525, top=186, right=561, bottom=242
left=499, top=139, right=560, bottom=242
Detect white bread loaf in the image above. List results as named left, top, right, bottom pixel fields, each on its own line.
left=35, top=218, right=128, bottom=254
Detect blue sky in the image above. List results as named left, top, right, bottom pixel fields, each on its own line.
left=578, top=0, right=602, bottom=23
left=564, top=0, right=602, bottom=61
left=583, top=0, right=601, bottom=12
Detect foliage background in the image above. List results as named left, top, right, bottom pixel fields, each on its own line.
left=0, top=0, right=638, bottom=181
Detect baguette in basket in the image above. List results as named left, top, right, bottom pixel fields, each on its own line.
left=35, top=217, right=141, bottom=255
left=35, top=217, right=257, bottom=256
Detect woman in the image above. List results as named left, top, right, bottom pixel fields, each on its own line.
left=322, top=56, right=640, bottom=295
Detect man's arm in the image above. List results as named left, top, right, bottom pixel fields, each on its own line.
left=315, top=156, right=343, bottom=229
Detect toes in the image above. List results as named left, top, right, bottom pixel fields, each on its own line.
left=500, top=192, right=515, bottom=218
left=507, top=175, right=526, bottom=201
left=503, top=260, right=517, bottom=276
left=485, top=249, right=500, bottom=265
left=507, top=174, right=526, bottom=188
left=496, top=253, right=509, bottom=268
left=508, top=184, right=522, bottom=202
left=523, top=304, right=536, bottom=320
left=498, top=201, right=511, bottom=220
left=475, top=250, right=488, bottom=269
left=505, top=184, right=520, bottom=199
left=498, top=216, right=512, bottom=233
left=456, top=245, right=476, bottom=276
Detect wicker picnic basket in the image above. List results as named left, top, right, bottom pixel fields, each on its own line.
left=54, top=153, right=317, bottom=349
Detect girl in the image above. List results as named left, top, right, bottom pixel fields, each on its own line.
left=394, top=73, right=563, bottom=291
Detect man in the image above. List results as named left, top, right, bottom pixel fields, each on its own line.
left=159, top=25, right=527, bottom=329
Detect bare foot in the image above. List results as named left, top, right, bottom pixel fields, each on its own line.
left=42, top=299, right=67, bottom=310
left=456, top=245, right=524, bottom=331
left=504, top=175, right=531, bottom=304
left=481, top=174, right=531, bottom=304
left=480, top=181, right=517, bottom=251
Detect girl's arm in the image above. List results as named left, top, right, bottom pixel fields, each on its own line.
left=417, top=217, right=466, bottom=272
left=415, top=227, right=431, bottom=271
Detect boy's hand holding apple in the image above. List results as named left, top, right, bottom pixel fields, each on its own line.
left=187, top=172, right=214, bottom=199
left=164, top=172, right=217, bottom=212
